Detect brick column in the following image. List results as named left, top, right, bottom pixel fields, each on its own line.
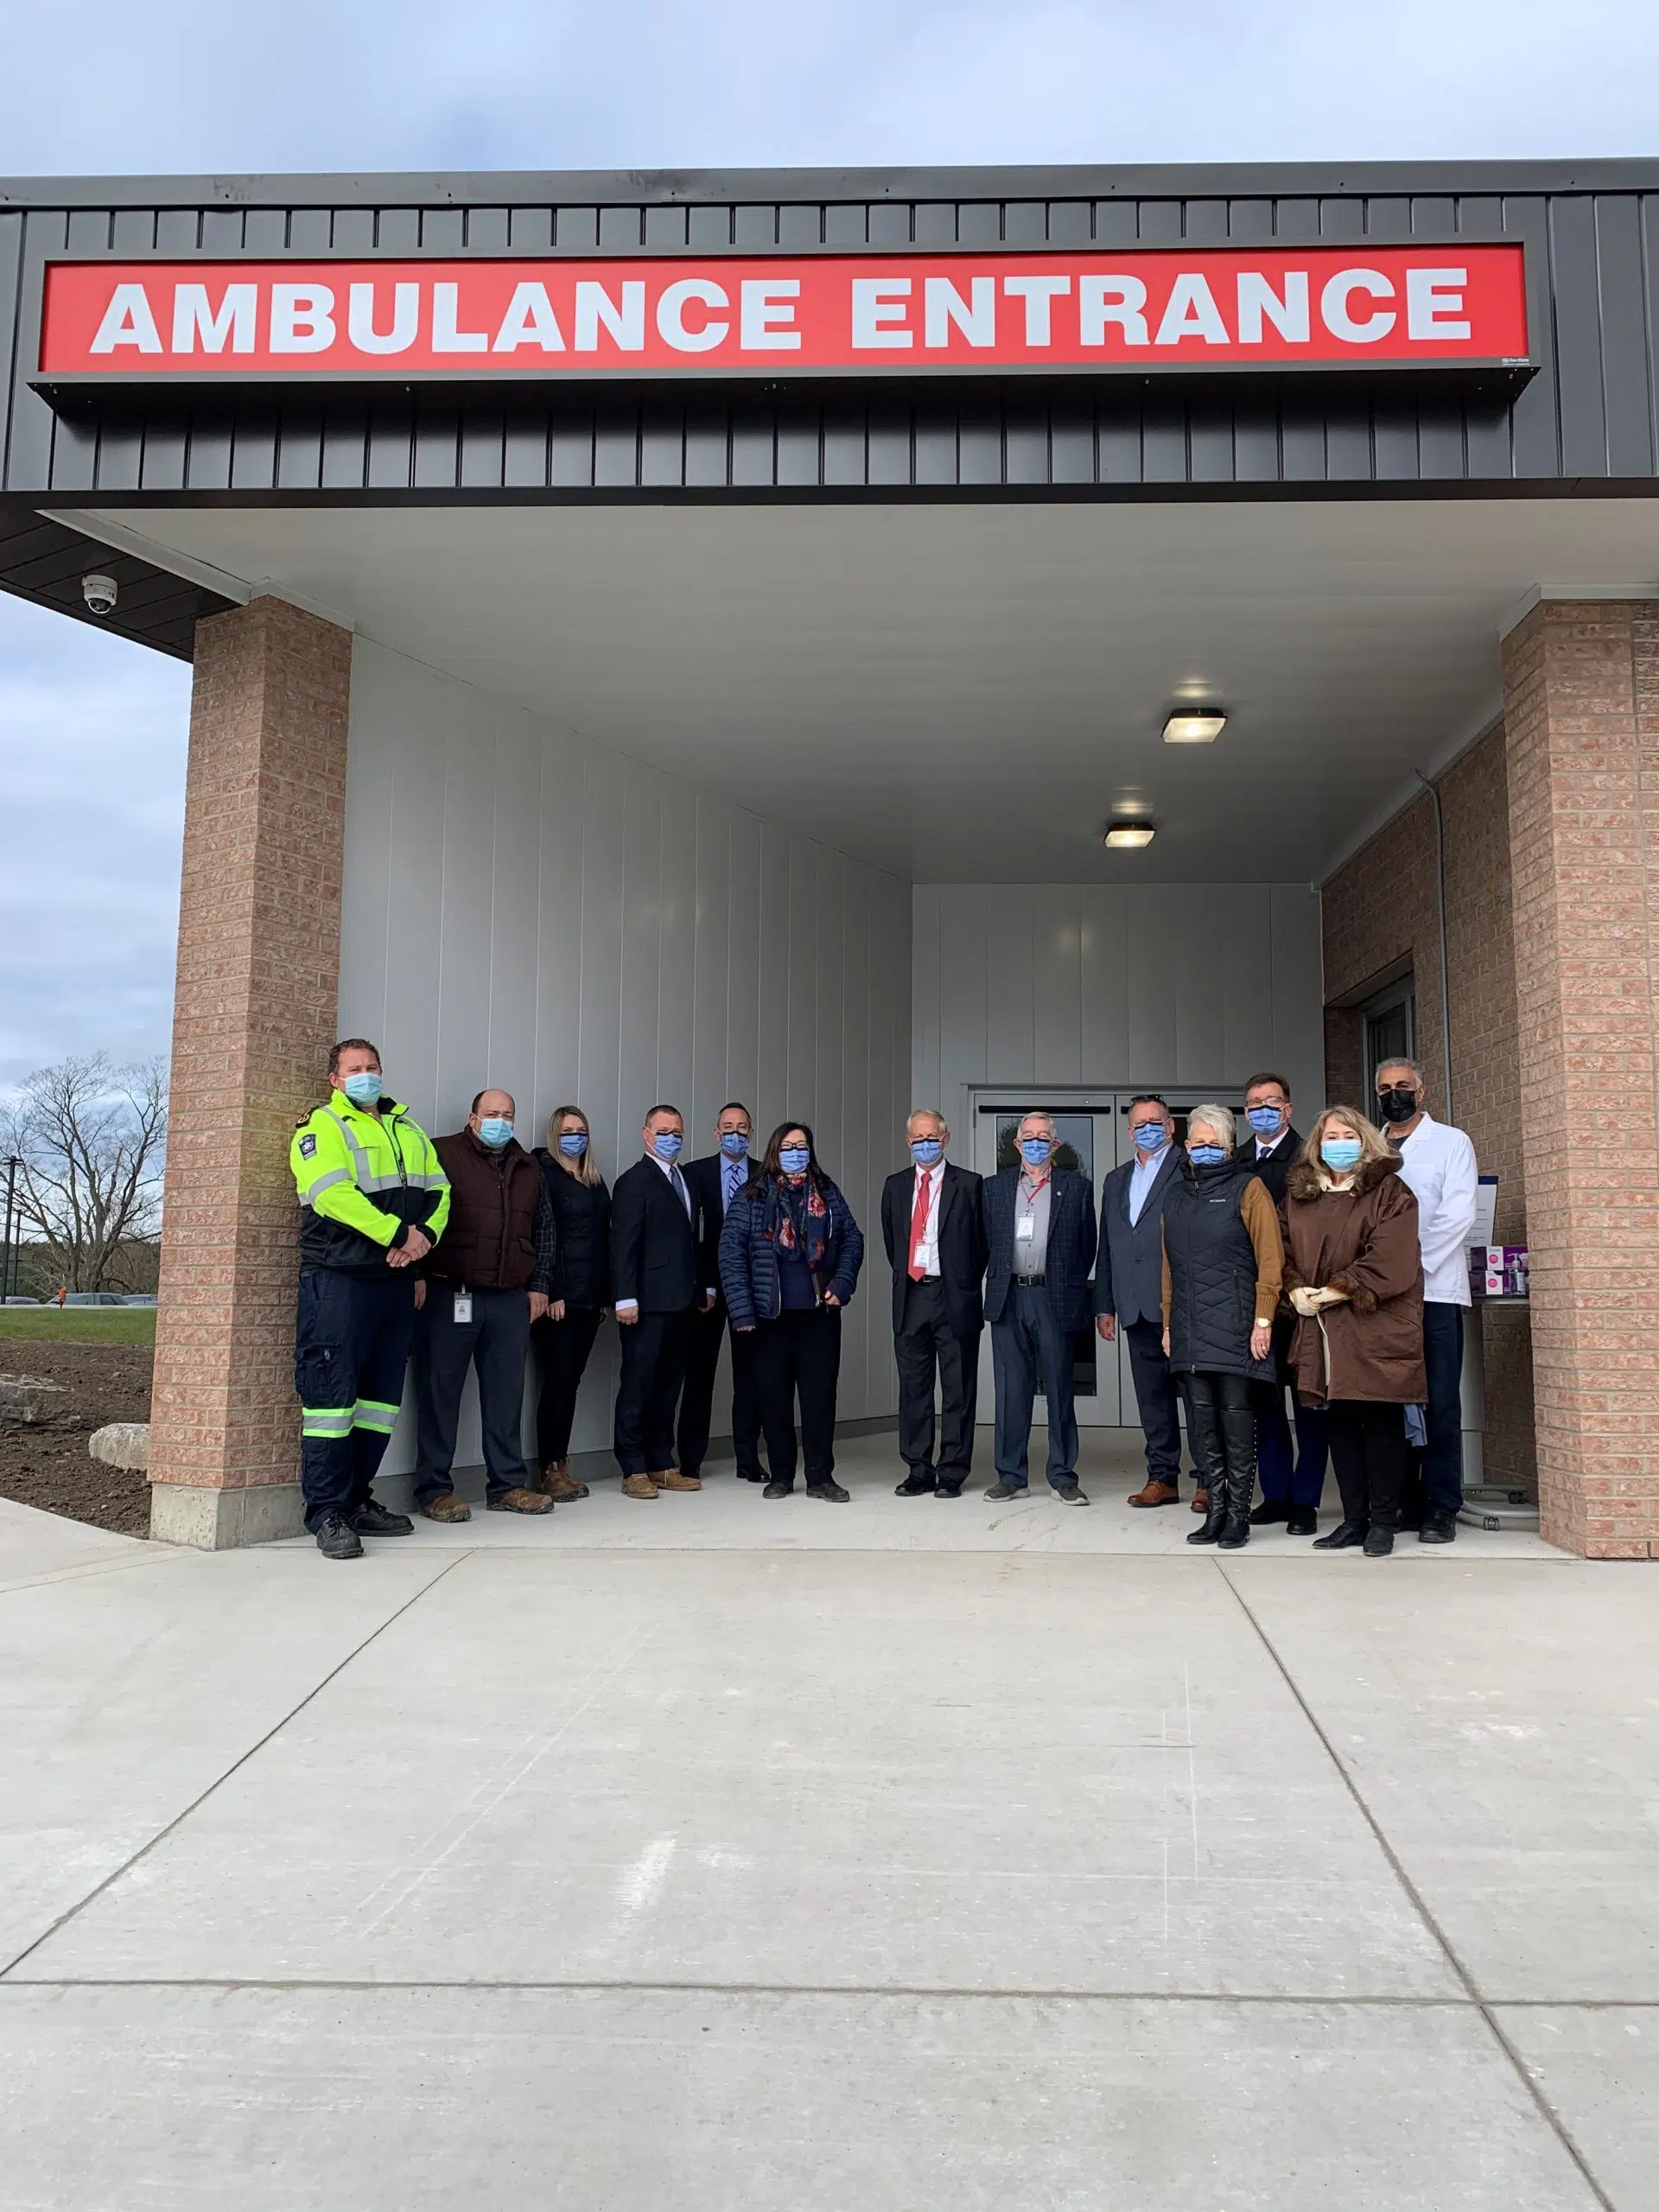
left=1503, top=600, right=1659, bottom=1558
left=149, top=598, right=353, bottom=1548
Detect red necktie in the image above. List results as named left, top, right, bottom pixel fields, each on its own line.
left=908, top=1171, right=931, bottom=1281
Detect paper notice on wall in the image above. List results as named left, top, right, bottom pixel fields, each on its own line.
left=1472, top=1175, right=1498, bottom=1249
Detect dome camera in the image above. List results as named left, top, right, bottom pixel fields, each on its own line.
left=81, top=573, right=118, bottom=616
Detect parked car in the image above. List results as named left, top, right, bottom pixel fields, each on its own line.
left=3, top=1295, right=41, bottom=1306
left=121, top=1295, right=158, bottom=1306
left=63, top=1292, right=128, bottom=1306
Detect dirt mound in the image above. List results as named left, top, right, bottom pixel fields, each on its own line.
left=0, top=1339, right=153, bottom=1536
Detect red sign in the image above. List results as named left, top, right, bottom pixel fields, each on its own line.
left=36, top=247, right=1530, bottom=380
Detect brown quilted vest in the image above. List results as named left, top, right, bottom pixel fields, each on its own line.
left=429, top=1131, right=539, bottom=1289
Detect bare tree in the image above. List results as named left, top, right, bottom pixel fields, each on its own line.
left=2, top=1054, right=168, bottom=1294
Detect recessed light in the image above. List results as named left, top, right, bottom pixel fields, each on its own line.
left=1104, top=821, right=1156, bottom=849
left=1162, top=710, right=1227, bottom=744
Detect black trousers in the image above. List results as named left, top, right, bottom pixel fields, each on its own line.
left=531, top=1304, right=603, bottom=1465
left=894, top=1276, right=979, bottom=1484
left=613, top=1308, right=692, bottom=1476
left=752, top=1306, right=842, bottom=1487
left=295, top=1268, right=415, bottom=1534
left=414, top=1284, right=531, bottom=1503
left=1421, top=1302, right=1466, bottom=1516
left=1182, top=1370, right=1256, bottom=1500
left=1123, top=1315, right=1185, bottom=1487
left=1329, top=1400, right=1408, bottom=1529
left=677, top=1295, right=765, bottom=1478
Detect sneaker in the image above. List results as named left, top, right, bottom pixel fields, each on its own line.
left=805, top=1480, right=849, bottom=1503
left=1418, top=1510, right=1458, bottom=1544
left=418, top=1494, right=472, bottom=1523
left=982, top=1480, right=1028, bottom=1501
left=763, top=1479, right=794, bottom=1499
left=620, top=1473, right=659, bottom=1499
left=1052, top=1482, right=1090, bottom=1507
left=315, top=1510, right=364, bottom=1560
left=894, top=1471, right=937, bottom=1497
left=487, top=1487, right=553, bottom=1514
left=349, top=1500, right=413, bottom=1537
left=656, top=1468, right=702, bottom=1492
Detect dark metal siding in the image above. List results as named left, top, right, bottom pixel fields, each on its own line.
left=2, top=168, right=1658, bottom=498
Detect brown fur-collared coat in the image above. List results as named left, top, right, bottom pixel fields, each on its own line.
left=1278, top=1153, right=1427, bottom=1404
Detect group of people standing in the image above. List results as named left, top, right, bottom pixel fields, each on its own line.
left=287, top=1037, right=1475, bottom=1564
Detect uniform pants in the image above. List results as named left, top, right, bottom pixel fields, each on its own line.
left=677, top=1296, right=765, bottom=1478
left=1421, top=1303, right=1466, bottom=1517
left=613, top=1308, right=692, bottom=1476
left=295, top=1268, right=416, bottom=1534
left=531, top=1305, right=604, bottom=1465
left=414, top=1284, right=531, bottom=1504
left=1123, top=1316, right=1185, bottom=1488
left=894, top=1276, right=979, bottom=1484
left=1255, top=1386, right=1331, bottom=1507
left=1329, top=1401, right=1408, bottom=1530
left=991, top=1281, right=1079, bottom=1491
left=752, top=1306, right=842, bottom=1487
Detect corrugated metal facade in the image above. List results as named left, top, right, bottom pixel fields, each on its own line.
left=3, top=163, right=1659, bottom=504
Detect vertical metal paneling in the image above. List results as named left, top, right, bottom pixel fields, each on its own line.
left=1549, top=195, right=1609, bottom=475
left=1593, top=194, right=1654, bottom=477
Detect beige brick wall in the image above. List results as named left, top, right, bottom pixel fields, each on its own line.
left=149, top=599, right=353, bottom=1503
left=1503, top=600, right=1659, bottom=1559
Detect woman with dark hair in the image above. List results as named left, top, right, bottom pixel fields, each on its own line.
left=529, top=1105, right=612, bottom=1503
left=720, top=1121, right=864, bottom=1502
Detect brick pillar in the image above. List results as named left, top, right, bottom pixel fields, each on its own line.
left=1503, top=599, right=1659, bottom=1558
left=149, top=598, right=353, bottom=1547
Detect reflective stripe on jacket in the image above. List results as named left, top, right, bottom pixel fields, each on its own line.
left=289, top=1096, right=451, bottom=1277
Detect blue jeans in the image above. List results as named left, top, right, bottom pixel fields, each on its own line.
left=991, top=1281, right=1079, bottom=1491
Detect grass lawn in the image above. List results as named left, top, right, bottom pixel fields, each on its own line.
left=0, top=1306, right=157, bottom=1347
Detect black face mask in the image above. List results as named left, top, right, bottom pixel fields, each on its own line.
left=1377, top=1086, right=1419, bottom=1124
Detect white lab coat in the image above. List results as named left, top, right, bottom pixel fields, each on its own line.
left=1393, top=1112, right=1479, bottom=1306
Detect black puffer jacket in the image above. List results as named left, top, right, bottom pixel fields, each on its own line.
left=531, top=1150, right=611, bottom=1307
left=1162, top=1154, right=1278, bottom=1382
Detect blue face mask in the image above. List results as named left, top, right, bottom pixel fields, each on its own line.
left=1188, top=1144, right=1226, bottom=1166
left=340, top=1071, right=382, bottom=1109
left=720, top=1132, right=749, bottom=1160
left=779, top=1147, right=810, bottom=1175
left=476, top=1117, right=512, bottom=1149
left=1132, top=1122, right=1166, bottom=1153
left=556, top=1131, right=588, bottom=1158
left=1321, top=1137, right=1363, bottom=1173
left=651, top=1130, right=683, bottom=1162
left=911, top=1139, right=944, bottom=1166
left=1019, top=1138, right=1052, bottom=1168
left=1247, top=1105, right=1284, bottom=1135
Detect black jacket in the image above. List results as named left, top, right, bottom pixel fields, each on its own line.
left=610, top=1155, right=699, bottom=1314
left=1162, top=1154, right=1277, bottom=1382
left=982, top=1165, right=1098, bottom=1333
left=880, top=1161, right=987, bottom=1338
left=1095, top=1143, right=1182, bottom=1328
left=531, top=1150, right=612, bottom=1308
left=1244, top=1127, right=1302, bottom=1209
left=684, top=1150, right=752, bottom=1301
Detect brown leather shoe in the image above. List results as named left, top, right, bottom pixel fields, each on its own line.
left=488, top=1486, right=553, bottom=1514
left=621, top=1473, right=659, bottom=1499
left=655, top=1467, right=702, bottom=1491
left=418, top=1494, right=472, bottom=1523
left=1191, top=1489, right=1210, bottom=1515
left=1128, top=1480, right=1181, bottom=1509
left=540, top=1459, right=589, bottom=1503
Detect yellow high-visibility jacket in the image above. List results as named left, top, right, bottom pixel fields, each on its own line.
left=290, top=1094, right=450, bottom=1277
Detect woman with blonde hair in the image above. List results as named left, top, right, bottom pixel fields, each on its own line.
left=529, top=1105, right=612, bottom=1503
left=1279, top=1105, right=1426, bottom=1556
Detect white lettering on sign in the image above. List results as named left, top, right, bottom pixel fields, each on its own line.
left=432, top=281, right=489, bottom=353
left=1079, top=274, right=1149, bottom=346
left=1236, top=270, right=1310, bottom=346
left=851, top=277, right=912, bottom=348
left=740, top=278, right=800, bottom=350
left=1406, top=266, right=1471, bottom=340
left=89, top=283, right=162, bottom=354
left=1320, top=268, right=1396, bottom=345
left=347, top=281, right=419, bottom=355
left=925, top=275, right=995, bottom=347
left=269, top=284, right=335, bottom=353
left=574, top=279, right=645, bottom=352
left=492, top=281, right=566, bottom=353
left=1002, top=272, right=1071, bottom=346
left=1155, top=273, right=1229, bottom=346
left=171, top=282, right=257, bottom=354
left=658, top=277, right=729, bottom=353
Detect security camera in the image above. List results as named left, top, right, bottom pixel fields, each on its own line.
left=81, top=573, right=118, bottom=616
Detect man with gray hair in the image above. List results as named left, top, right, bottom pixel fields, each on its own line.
left=980, top=1112, right=1098, bottom=1504
left=880, top=1109, right=987, bottom=1497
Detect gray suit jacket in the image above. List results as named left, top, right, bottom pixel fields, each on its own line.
left=1094, top=1145, right=1182, bottom=1328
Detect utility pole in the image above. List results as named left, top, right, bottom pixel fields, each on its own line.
left=1, top=1157, right=20, bottom=1303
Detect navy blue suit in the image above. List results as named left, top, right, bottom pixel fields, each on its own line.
left=1096, top=1143, right=1192, bottom=1494
left=982, top=1165, right=1096, bottom=1492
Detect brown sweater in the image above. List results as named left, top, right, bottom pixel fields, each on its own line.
left=1161, top=1173, right=1284, bottom=1332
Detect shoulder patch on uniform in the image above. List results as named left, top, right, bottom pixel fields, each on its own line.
left=299, top=1133, right=317, bottom=1159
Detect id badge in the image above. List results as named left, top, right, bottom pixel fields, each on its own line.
left=453, top=1291, right=474, bottom=1325
left=1015, top=1216, right=1035, bottom=1243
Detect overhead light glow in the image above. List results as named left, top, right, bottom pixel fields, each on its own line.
left=1162, top=710, right=1228, bottom=744
left=1104, top=821, right=1156, bottom=849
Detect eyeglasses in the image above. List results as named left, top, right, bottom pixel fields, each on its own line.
left=1248, top=1097, right=1288, bottom=1112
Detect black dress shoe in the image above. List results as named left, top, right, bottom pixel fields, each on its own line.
left=349, top=1499, right=413, bottom=1537
left=805, top=1480, right=849, bottom=1503
left=1363, top=1526, right=1396, bottom=1556
left=1249, top=1497, right=1292, bottom=1526
left=737, top=1467, right=768, bottom=1483
left=935, top=1479, right=964, bottom=1499
left=1418, top=1510, right=1458, bottom=1543
left=1312, top=1519, right=1369, bottom=1550
left=315, top=1510, right=364, bottom=1560
left=894, top=1471, right=937, bottom=1497
left=1285, top=1508, right=1319, bottom=1536
left=762, top=1479, right=794, bottom=1498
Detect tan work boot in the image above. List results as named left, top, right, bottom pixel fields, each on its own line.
left=655, top=1467, right=702, bottom=1491
left=488, top=1486, right=553, bottom=1515
left=621, top=1473, right=660, bottom=1499
left=418, top=1494, right=472, bottom=1523
left=1128, top=1479, right=1180, bottom=1510
left=540, top=1459, right=589, bottom=1503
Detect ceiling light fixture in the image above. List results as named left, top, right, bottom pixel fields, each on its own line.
left=1162, top=709, right=1228, bottom=745
left=1104, top=820, right=1156, bottom=850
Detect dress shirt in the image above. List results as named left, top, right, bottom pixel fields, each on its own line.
left=614, top=1150, right=692, bottom=1318
left=910, top=1163, right=944, bottom=1277
left=1391, top=1112, right=1479, bottom=1306
left=1014, top=1173, right=1052, bottom=1278
left=1128, top=1141, right=1171, bottom=1226
left=721, top=1152, right=749, bottom=1212
left=1253, top=1129, right=1290, bottom=1166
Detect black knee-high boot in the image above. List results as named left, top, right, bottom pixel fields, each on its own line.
left=1217, top=1383, right=1256, bottom=1550
left=1185, top=1379, right=1230, bottom=1547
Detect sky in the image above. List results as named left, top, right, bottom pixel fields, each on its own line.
left=2, top=0, right=1657, bottom=1083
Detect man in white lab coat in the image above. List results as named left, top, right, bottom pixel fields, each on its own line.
left=1374, top=1058, right=1479, bottom=1544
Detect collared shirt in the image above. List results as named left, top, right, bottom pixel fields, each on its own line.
left=721, top=1150, right=749, bottom=1212
left=645, top=1148, right=693, bottom=1215
left=1128, top=1141, right=1170, bottom=1226
left=1014, top=1172, right=1052, bottom=1277
left=1253, top=1128, right=1290, bottom=1165
left=910, top=1162, right=944, bottom=1277
left=1390, top=1111, right=1479, bottom=1306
